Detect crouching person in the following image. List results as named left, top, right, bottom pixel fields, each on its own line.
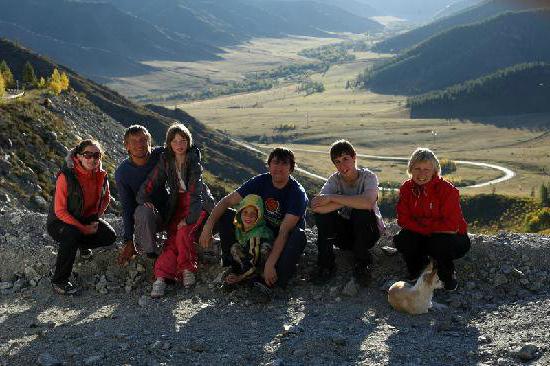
left=225, top=194, right=274, bottom=285
left=394, top=147, right=471, bottom=291
left=140, top=124, right=214, bottom=298
left=47, top=140, right=116, bottom=295
left=311, top=140, right=383, bottom=286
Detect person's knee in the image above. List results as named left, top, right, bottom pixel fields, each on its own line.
left=134, top=204, right=156, bottom=223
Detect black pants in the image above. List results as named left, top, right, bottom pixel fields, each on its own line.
left=315, top=209, right=380, bottom=269
left=47, top=218, right=116, bottom=284
left=393, top=229, right=471, bottom=285
left=218, top=208, right=307, bottom=287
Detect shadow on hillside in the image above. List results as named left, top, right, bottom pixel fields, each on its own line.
left=462, top=112, right=550, bottom=130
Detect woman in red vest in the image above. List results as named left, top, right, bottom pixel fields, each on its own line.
left=47, top=139, right=116, bottom=295
left=394, top=147, right=470, bottom=291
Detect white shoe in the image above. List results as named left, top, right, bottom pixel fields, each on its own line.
left=150, top=279, right=166, bottom=298
left=183, top=270, right=196, bottom=288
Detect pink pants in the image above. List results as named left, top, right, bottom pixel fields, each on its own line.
left=154, top=192, right=207, bottom=282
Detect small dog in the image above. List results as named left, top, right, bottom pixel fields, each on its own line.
left=387, top=260, right=444, bottom=315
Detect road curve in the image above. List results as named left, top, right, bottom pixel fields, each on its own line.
left=229, top=139, right=516, bottom=188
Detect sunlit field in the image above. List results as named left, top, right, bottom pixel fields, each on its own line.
left=133, top=37, right=549, bottom=197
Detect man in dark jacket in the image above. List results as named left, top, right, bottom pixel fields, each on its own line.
left=115, top=125, right=167, bottom=264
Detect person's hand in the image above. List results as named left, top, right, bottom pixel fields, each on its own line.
left=177, top=219, right=187, bottom=229
left=199, top=226, right=213, bottom=248
left=82, top=221, right=99, bottom=235
left=311, top=194, right=331, bottom=209
left=263, top=260, right=277, bottom=287
left=144, top=202, right=156, bottom=211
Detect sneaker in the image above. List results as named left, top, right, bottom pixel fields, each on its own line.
left=52, top=281, right=79, bottom=295
left=251, top=278, right=273, bottom=303
left=117, top=240, right=137, bottom=266
left=151, top=279, right=166, bottom=298
left=311, top=265, right=336, bottom=285
left=79, top=248, right=92, bottom=260
left=183, top=270, right=196, bottom=288
left=353, top=264, right=372, bottom=287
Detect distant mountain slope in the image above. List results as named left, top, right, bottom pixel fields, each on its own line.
left=362, top=0, right=461, bottom=21
left=108, top=0, right=383, bottom=41
left=373, top=0, right=550, bottom=53
left=408, top=63, right=550, bottom=119
left=0, top=39, right=268, bottom=208
left=0, top=0, right=221, bottom=79
left=1, top=0, right=382, bottom=80
left=359, top=9, right=550, bottom=95
left=433, top=0, right=483, bottom=20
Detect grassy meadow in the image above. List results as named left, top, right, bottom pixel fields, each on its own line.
left=163, top=42, right=549, bottom=198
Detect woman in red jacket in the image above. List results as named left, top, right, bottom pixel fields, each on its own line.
left=394, top=147, right=470, bottom=291
left=47, top=140, right=116, bottom=295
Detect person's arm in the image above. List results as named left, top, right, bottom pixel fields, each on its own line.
left=313, top=189, right=378, bottom=212
left=115, top=171, right=136, bottom=241
left=136, top=157, right=167, bottom=208
left=199, top=191, right=243, bottom=248
left=263, top=213, right=300, bottom=286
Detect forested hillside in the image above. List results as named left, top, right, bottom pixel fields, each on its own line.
left=373, top=0, right=550, bottom=53
left=407, top=63, right=550, bottom=119
left=357, top=9, right=550, bottom=95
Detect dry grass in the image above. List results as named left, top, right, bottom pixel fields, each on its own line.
left=114, top=35, right=549, bottom=197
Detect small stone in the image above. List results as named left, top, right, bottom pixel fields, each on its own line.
left=381, top=246, right=398, bottom=256
left=162, top=342, right=171, bottom=350
left=342, top=278, right=359, bottom=297
left=332, top=335, right=347, bottom=346
left=138, top=295, right=149, bottom=307
left=83, top=354, right=103, bottom=365
left=270, top=358, right=284, bottom=366
left=190, top=341, right=207, bottom=353
left=136, top=263, right=146, bottom=272
left=516, top=344, right=539, bottom=361
left=37, top=352, right=62, bottom=366
left=478, top=335, right=491, bottom=344
left=0, top=281, right=12, bottom=290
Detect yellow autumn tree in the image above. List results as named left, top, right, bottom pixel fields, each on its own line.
left=37, top=76, right=46, bottom=89
left=0, top=74, right=5, bottom=97
left=48, top=68, right=70, bottom=94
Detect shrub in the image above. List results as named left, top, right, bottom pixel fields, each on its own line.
left=48, top=68, right=70, bottom=94
left=440, top=158, right=457, bottom=175
left=524, top=207, right=550, bottom=232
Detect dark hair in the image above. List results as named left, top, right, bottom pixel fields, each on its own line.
left=123, top=124, right=151, bottom=146
left=267, top=147, right=295, bottom=172
left=330, top=139, right=356, bottom=162
left=74, top=139, right=103, bottom=155
left=165, top=123, right=193, bottom=157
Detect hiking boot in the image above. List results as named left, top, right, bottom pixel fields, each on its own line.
left=353, top=264, right=372, bottom=287
left=79, top=248, right=93, bottom=260
left=151, top=279, right=166, bottom=298
left=52, top=281, right=79, bottom=295
left=311, top=265, right=336, bottom=286
left=444, top=273, right=458, bottom=291
left=183, top=270, right=196, bottom=289
left=117, top=240, right=137, bottom=266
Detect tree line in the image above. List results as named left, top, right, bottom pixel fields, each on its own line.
left=0, top=59, right=70, bottom=97
left=406, top=63, right=550, bottom=118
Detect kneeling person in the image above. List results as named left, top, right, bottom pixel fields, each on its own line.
left=226, top=194, right=274, bottom=285
left=311, top=140, right=384, bottom=285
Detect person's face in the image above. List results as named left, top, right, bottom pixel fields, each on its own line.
left=411, top=160, right=436, bottom=186
left=77, top=144, right=101, bottom=171
left=333, top=153, right=357, bottom=179
left=241, top=206, right=258, bottom=231
left=268, top=157, right=292, bottom=186
left=170, top=133, right=188, bottom=157
left=125, top=131, right=151, bottom=159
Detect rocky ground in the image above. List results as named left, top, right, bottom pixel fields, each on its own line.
left=1, top=206, right=549, bottom=366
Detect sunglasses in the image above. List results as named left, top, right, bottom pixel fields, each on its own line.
left=81, top=151, right=102, bottom=160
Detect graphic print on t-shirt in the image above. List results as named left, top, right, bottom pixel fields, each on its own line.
left=264, top=197, right=282, bottom=227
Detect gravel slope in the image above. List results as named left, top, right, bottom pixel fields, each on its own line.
left=1, top=207, right=549, bottom=366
